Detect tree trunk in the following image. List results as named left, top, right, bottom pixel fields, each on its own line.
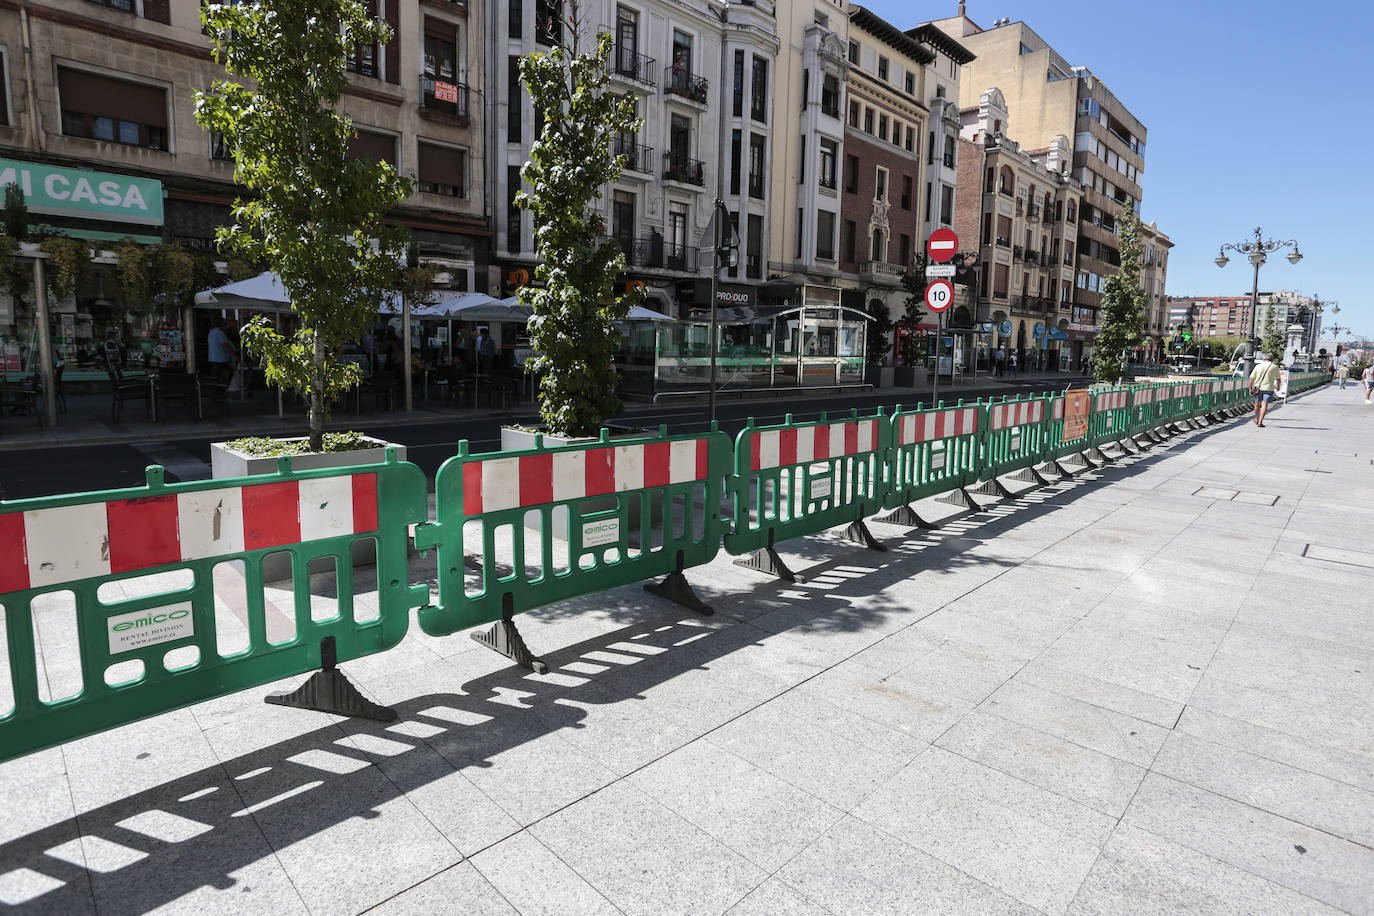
left=309, top=326, right=326, bottom=452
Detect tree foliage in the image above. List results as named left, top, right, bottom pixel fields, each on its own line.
left=196, top=0, right=409, bottom=450
left=895, top=261, right=929, bottom=365
left=1090, top=202, right=1146, bottom=383
left=517, top=1, right=643, bottom=437
left=1261, top=310, right=1286, bottom=363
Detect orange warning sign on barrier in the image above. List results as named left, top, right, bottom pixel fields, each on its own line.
left=1063, top=389, right=1091, bottom=441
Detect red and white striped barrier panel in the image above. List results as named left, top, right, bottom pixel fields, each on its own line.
left=1172, top=384, right=1190, bottom=398
left=1095, top=391, right=1128, bottom=411
left=896, top=408, right=978, bottom=444
left=989, top=401, right=1044, bottom=431
left=462, top=438, right=710, bottom=515
left=1154, top=386, right=1171, bottom=402
left=750, top=419, right=879, bottom=470
left=0, top=474, right=380, bottom=593
left=1132, top=388, right=1153, bottom=406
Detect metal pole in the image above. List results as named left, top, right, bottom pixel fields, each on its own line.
left=32, top=257, right=58, bottom=428
left=708, top=253, right=718, bottom=424
left=403, top=297, right=413, bottom=411
left=1248, top=254, right=1261, bottom=370
left=932, top=310, right=942, bottom=406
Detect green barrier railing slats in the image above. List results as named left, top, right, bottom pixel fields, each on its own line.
left=0, top=451, right=428, bottom=763
left=725, top=410, right=889, bottom=557
left=982, top=395, right=1050, bottom=480
left=415, top=426, right=731, bottom=638
left=884, top=401, right=982, bottom=507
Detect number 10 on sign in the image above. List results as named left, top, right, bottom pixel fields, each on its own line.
left=925, top=278, right=954, bottom=312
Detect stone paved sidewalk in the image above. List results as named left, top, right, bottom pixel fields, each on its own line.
left=1, top=384, right=1371, bottom=915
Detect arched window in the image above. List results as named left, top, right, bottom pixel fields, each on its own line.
left=998, top=165, right=1014, bottom=195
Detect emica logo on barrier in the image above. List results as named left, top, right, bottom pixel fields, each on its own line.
left=112, top=610, right=190, bottom=631
left=107, top=607, right=194, bottom=655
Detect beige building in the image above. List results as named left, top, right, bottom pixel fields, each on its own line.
left=929, top=5, right=1147, bottom=349
left=955, top=87, right=1081, bottom=370
left=1138, top=221, right=1172, bottom=360
left=0, top=0, right=486, bottom=362
left=766, top=0, right=850, bottom=312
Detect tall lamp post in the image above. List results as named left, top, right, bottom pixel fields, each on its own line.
left=1308, top=298, right=1336, bottom=360
left=1215, top=226, right=1301, bottom=376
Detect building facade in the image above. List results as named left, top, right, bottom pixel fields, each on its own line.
left=488, top=0, right=764, bottom=319
left=838, top=6, right=930, bottom=340
left=929, top=7, right=1148, bottom=359
left=0, top=0, right=486, bottom=365
left=1167, top=295, right=1254, bottom=339
left=1137, top=220, right=1172, bottom=361
left=954, top=88, right=1080, bottom=369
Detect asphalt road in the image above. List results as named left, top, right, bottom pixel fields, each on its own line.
left=0, top=374, right=1080, bottom=500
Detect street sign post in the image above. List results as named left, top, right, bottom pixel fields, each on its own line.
left=926, top=228, right=958, bottom=263
left=924, top=277, right=955, bottom=405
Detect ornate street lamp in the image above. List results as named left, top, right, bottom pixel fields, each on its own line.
left=1215, top=226, right=1302, bottom=375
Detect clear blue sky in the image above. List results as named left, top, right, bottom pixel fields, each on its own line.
left=864, top=0, right=1374, bottom=341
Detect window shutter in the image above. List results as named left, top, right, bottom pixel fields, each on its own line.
left=58, top=68, right=166, bottom=127
left=384, top=0, right=400, bottom=83
left=418, top=141, right=464, bottom=189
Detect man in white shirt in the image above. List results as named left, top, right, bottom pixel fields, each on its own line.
left=1249, top=353, right=1282, bottom=427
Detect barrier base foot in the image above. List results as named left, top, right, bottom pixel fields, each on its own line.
left=266, top=669, right=396, bottom=723
left=1082, top=448, right=1110, bottom=467
left=995, top=469, right=1041, bottom=498
left=841, top=518, right=886, bottom=551
left=735, top=546, right=803, bottom=582
left=1032, top=462, right=1066, bottom=484
left=877, top=503, right=943, bottom=529
left=644, top=571, right=714, bottom=616
left=473, top=606, right=548, bottom=674
left=961, top=483, right=1001, bottom=510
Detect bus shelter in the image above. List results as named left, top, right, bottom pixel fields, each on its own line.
left=616, top=304, right=869, bottom=399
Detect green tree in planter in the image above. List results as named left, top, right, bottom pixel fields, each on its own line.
left=1090, top=202, right=1147, bottom=383
left=517, top=0, right=643, bottom=437
left=114, top=237, right=151, bottom=309
left=1261, top=317, right=1286, bottom=365
left=895, top=262, right=928, bottom=365
left=38, top=236, right=91, bottom=304
left=196, top=0, right=409, bottom=451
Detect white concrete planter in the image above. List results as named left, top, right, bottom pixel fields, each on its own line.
left=210, top=436, right=406, bottom=581
left=210, top=436, right=405, bottom=478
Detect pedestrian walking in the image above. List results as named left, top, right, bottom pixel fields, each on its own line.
left=995, top=347, right=1005, bottom=377
left=1336, top=363, right=1349, bottom=389
left=1249, top=352, right=1282, bottom=427
left=206, top=316, right=237, bottom=385
left=1008, top=351, right=1018, bottom=378
left=1363, top=364, right=1374, bottom=403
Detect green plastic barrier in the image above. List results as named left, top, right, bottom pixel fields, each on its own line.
left=725, top=410, right=891, bottom=578
left=1129, top=385, right=1157, bottom=436
left=0, top=451, right=428, bottom=764
left=980, top=395, right=1050, bottom=480
left=882, top=401, right=982, bottom=509
left=414, top=426, right=732, bottom=667
left=1043, top=389, right=1095, bottom=463
left=1088, top=388, right=1133, bottom=449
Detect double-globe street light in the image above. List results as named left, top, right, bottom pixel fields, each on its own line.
left=1307, top=297, right=1337, bottom=362
left=1215, top=226, right=1302, bottom=375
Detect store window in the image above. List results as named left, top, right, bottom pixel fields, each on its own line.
left=58, top=67, right=168, bottom=151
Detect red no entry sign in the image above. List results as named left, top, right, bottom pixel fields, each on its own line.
left=925, top=278, right=954, bottom=312
left=926, top=228, right=958, bottom=263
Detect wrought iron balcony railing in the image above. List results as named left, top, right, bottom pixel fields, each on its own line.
left=662, top=152, right=705, bottom=186
left=613, top=137, right=654, bottom=174
left=610, top=47, right=656, bottom=86
left=419, top=74, right=470, bottom=121
left=663, top=65, right=708, bottom=104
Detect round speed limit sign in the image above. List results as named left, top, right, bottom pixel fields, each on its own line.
left=925, top=278, right=954, bottom=312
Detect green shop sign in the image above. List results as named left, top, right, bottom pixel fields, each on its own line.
left=0, top=158, right=164, bottom=225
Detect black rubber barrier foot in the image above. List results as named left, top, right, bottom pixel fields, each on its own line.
left=841, top=518, right=886, bottom=551
left=735, top=546, right=804, bottom=582
left=645, top=555, right=714, bottom=616
left=1031, top=463, right=1064, bottom=485
left=265, top=637, right=396, bottom=722
left=472, top=594, right=548, bottom=674
left=1082, top=448, right=1109, bottom=467
left=877, top=504, right=927, bottom=528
